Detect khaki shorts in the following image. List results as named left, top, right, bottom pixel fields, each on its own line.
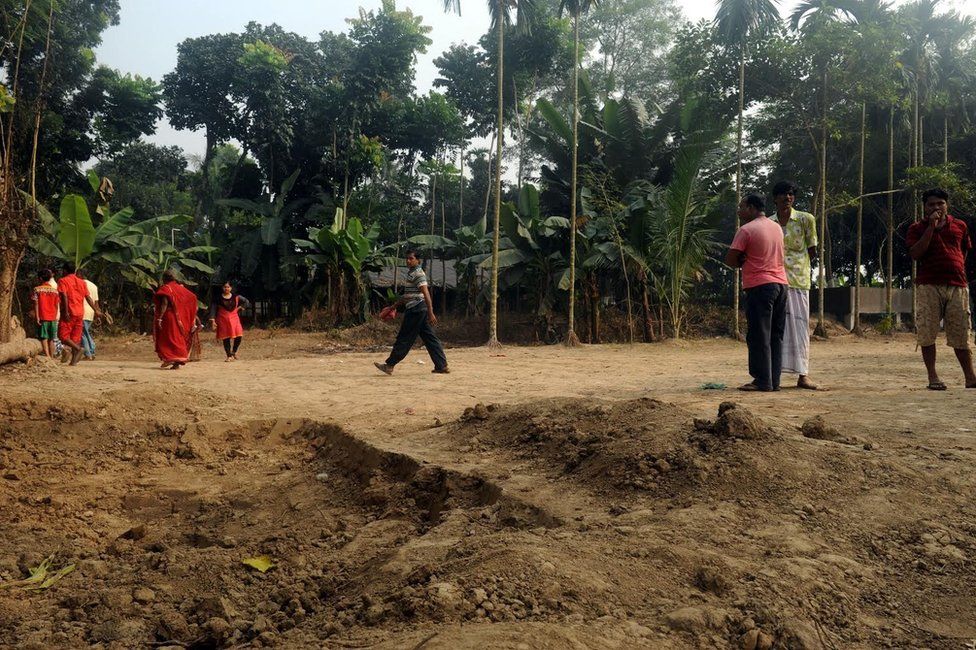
left=916, top=284, right=972, bottom=349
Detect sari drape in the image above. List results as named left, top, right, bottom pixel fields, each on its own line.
left=153, top=281, right=198, bottom=363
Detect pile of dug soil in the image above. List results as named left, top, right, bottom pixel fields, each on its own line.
left=450, top=398, right=778, bottom=499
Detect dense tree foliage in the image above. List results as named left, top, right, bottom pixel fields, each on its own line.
left=4, top=0, right=976, bottom=346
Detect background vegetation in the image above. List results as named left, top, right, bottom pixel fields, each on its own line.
left=2, top=0, right=975, bottom=345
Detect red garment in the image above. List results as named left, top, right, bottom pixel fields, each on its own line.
left=906, top=215, right=971, bottom=287
left=730, top=216, right=788, bottom=289
left=58, top=316, right=84, bottom=345
left=153, top=281, right=198, bottom=363
left=33, top=284, right=59, bottom=321
left=57, top=273, right=89, bottom=319
left=214, top=296, right=244, bottom=340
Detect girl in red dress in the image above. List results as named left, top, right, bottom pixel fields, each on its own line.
left=209, top=281, right=250, bottom=361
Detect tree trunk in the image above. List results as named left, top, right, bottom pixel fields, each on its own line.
left=483, top=132, right=495, bottom=223
left=814, top=69, right=828, bottom=338
left=852, top=101, right=866, bottom=334
left=733, top=49, right=745, bottom=339
left=0, top=245, right=25, bottom=345
left=565, top=13, right=582, bottom=347
left=441, top=202, right=448, bottom=316
left=886, top=105, right=894, bottom=318
left=911, top=90, right=919, bottom=322
left=487, top=5, right=504, bottom=348
left=0, top=316, right=41, bottom=365
left=458, top=147, right=465, bottom=228
left=640, top=273, right=653, bottom=342
left=944, top=111, right=948, bottom=165
left=589, top=275, right=601, bottom=344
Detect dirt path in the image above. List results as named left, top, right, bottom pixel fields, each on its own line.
left=1, top=332, right=974, bottom=649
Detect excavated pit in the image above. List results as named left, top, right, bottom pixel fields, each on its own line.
left=0, top=414, right=558, bottom=648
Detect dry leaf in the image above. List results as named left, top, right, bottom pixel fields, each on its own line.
left=242, top=556, right=274, bottom=573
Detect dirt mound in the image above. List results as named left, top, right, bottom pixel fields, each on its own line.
left=450, top=398, right=779, bottom=498
left=801, top=415, right=868, bottom=447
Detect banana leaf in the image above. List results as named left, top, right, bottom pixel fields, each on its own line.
left=57, top=194, right=95, bottom=267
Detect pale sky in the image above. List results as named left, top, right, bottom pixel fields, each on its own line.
left=95, top=0, right=974, bottom=160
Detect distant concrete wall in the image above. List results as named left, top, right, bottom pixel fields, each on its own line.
left=810, top=287, right=913, bottom=328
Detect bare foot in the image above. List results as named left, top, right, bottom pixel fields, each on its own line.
left=69, top=349, right=83, bottom=366
left=160, top=361, right=172, bottom=369
left=225, top=357, right=233, bottom=363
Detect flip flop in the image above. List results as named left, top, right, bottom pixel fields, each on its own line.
left=737, top=382, right=764, bottom=392
left=927, top=381, right=947, bottom=391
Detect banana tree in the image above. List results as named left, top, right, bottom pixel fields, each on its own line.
left=407, top=214, right=491, bottom=316
left=293, top=208, right=393, bottom=323
left=479, top=183, right=570, bottom=315
left=29, top=193, right=188, bottom=271
left=218, top=168, right=308, bottom=293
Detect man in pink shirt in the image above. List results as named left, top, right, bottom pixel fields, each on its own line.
left=725, top=193, right=789, bottom=391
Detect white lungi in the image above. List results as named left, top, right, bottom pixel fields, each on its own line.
left=781, top=287, right=810, bottom=375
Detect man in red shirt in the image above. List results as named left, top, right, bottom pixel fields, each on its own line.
left=57, top=264, right=99, bottom=366
left=905, top=188, right=975, bottom=390
left=725, top=194, right=789, bottom=392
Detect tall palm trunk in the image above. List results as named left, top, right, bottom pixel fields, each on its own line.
left=458, top=148, right=465, bottom=228
left=911, top=89, right=919, bottom=322
left=943, top=112, right=948, bottom=165
left=566, top=12, right=582, bottom=346
left=733, top=48, right=745, bottom=339
left=852, top=101, right=865, bottom=334
left=442, top=202, right=448, bottom=315
left=487, top=4, right=504, bottom=347
left=814, top=69, right=828, bottom=338
left=483, top=131, right=495, bottom=222
left=885, top=105, right=894, bottom=318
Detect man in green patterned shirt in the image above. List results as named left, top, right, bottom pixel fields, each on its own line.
left=773, top=181, right=820, bottom=390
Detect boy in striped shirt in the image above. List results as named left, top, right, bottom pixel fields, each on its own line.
left=374, top=249, right=449, bottom=375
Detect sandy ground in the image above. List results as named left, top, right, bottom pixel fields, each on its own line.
left=1, top=331, right=975, bottom=649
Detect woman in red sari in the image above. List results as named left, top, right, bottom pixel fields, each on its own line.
left=153, top=270, right=199, bottom=369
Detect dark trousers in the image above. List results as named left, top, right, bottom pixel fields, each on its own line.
left=745, top=283, right=787, bottom=390
left=222, top=336, right=242, bottom=356
left=386, top=306, right=447, bottom=370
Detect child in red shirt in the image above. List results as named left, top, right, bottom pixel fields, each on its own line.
left=32, top=269, right=59, bottom=358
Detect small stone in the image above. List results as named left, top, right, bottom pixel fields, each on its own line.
left=625, top=621, right=652, bottom=637
left=132, top=587, right=155, bottom=604
left=471, top=588, right=488, bottom=604
left=756, top=631, right=774, bottom=650
left=119, top=524, right=147, bottom=541
left=665, top=606, right=727, bottom=633
left=204, top=617, right=231, bottom=639
left=780, top=620, right=821, bottom=649
left=740, top=629, right=760, bottom=650
left=250, top=615, right=270, bottom=634
left=653, top=459, right=671, bottom=474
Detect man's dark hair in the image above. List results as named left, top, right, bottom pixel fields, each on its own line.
left=743, top=193, right=765, bottom=211
left=405, top=249, right=421, bottom=260
left=162, top=269, right=177, bottom=283
left=60, top=262, right=75, bottom=275
left=921, top=188, right=949, bottom=203
left=38, top=268, right=53, bottom=282
left=772, top=180, right=799, bottom=197
left=75, top=268, right=85, bottom=279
